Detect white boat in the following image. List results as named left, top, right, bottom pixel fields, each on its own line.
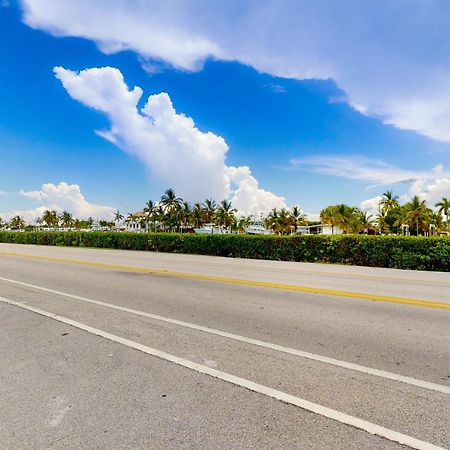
left=245, top=221, right=273, bottom=235
left=194, top=224, right=229, bottom=234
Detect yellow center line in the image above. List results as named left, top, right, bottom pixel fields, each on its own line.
left=1, top=251, right=449, bottom=310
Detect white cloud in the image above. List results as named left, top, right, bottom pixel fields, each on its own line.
left=0, top=206, right=47, bottom=224
left=349, top=163, right=450, bottom=213
left=54, top=65, right=230, bottom=202
left=21, top=0, right=450, bottom=142
left=54, top=66, right=286, bottom=216
left=0, top=182, right=115, bottom=222
left=361, top=177, right=450, bottom=217
left=226, top=166, right=286, bottom=216
left=22, top=0, right=220, bottom=71
left=292, top=155, right=450, bottom=212
left=291, top=155, right=422, bottom=186
left=407, top=166, right=450, bottom=207
left=360, top=196, right=383, bottom=218
left=264, top=83, right=286, bottom=94
left=304, top=211, right=320, bottom=222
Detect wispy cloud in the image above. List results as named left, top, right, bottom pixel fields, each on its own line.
left=292, top=155, right=450, bottom=213
left=21, top=0, right=450, bottom=142
left=289, top=155, right=435, bottom=186
left=264, top=83, right=287, bottom=94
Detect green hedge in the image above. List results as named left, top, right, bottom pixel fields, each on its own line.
left=0, top=231, right=449, bottom=271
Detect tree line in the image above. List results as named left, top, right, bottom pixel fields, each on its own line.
left=1, top=188, right=449, bottom=236
left=119, top=189, right=309, bottom=234
left=0, top=210, right=113, bottom=231
left=320, top=192, right=450, bottom=235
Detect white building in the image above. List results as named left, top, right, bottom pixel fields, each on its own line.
left=125, top=211, right=149, bottom=232
left=321, top=224, right=344, bottom=235
left=297, top=224, right=344, bottom=235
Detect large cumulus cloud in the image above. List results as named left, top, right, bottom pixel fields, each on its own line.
left=54, top=66, right=286, bottom=216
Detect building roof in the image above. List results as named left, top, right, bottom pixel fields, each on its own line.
left=132, top=211, right=147, bottom=218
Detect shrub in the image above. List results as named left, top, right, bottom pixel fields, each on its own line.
left=0, top=231, right=448, bottom=271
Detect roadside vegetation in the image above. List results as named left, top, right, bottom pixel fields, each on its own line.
left=1, top=189, right=449, bottom=271
left=0, top=231, right=448, bottom=271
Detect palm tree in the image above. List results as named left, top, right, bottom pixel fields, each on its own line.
left=379, top=190, right=400, bottom=214
left=214, top=200, right=237, bottom=229
left=235, top=215, right=252, bottom=234
left=160, top=188, right=182, bottom=212
left=403, top=195, right=431, bottom=236
left=266, top=208, right=292, bottom=234
left=163, top=204, right=181, bottom=232
left=10, top=215, right=26, bottom=230
left=179, top=201, right=192, bottom=230
left=59, top=211, right=73, bottom=228
left=435, top=197, right=450, bottom=228
left=143, top=200, right=161, bottom=231
left=153, top=205, right=166, bottom=231
left=351, top=210, right=373, bottom=234
left=0, top=217, right=5, bottom=229
left=143, top=200, right=153, bottom=222
left=266, top=208, right=279, bottom=232
left=172, top=203, right=185, bottom=232
left=42, top=209, right=58, bottom=228
left=320, top=206, right=335, bottom=234
left=290, top=205, right=307, bottom=233
left=144, top=200, right=155, bottom=215
left=141, top=200, right=153, bottom=230
left=360, top=211, right=373, bottom=228
left=278, top=208, right=294, bottom=234
left=114, top=210, right=123, bottom=229
left=321, top=204, right=358, bottom=234
left=376, top=210, right=387, bottom=234
left=430, top=212, right=445, bottom=235
left=202, top=198, right=217, bottom=223
left=191, top=203, right=205, bottom=228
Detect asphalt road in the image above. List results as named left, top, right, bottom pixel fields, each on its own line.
left=0, top=243, right=449, bottom=449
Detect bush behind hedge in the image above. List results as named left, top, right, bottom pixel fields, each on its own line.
left=0, top=231, right=448, bottom=271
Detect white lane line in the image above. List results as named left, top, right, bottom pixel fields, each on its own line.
left=1, top=276, right=448, bottom=395
left=0, top=296, right=444, bottom=450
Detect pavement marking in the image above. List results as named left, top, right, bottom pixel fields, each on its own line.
left=1, top=251, right=449, bottom=310
left=0, top=296, right=444, bottom=450
left=1, top=276, right=449, bottom=395
left=3, top=245, right=450, bottom=287
left=176, top=255, right=450, bottom=286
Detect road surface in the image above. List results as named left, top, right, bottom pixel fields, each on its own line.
left=0, top=243, right=449, bottom=449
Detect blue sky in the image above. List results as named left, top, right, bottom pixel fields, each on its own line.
left=1, top=1, right=450, bottom=220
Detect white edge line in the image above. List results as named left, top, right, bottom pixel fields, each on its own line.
left=1, top=276, right=449, bottom=396
left=0, top=295, right=444, bottom=450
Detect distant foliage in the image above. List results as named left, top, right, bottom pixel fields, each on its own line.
left=0, top=231, right=448, bottom=271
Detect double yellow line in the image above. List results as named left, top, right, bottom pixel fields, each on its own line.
left=1, top=251, right=449, bottom=310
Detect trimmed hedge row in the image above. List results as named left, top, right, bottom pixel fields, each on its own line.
left=0, top=231, right=449, bottom=271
